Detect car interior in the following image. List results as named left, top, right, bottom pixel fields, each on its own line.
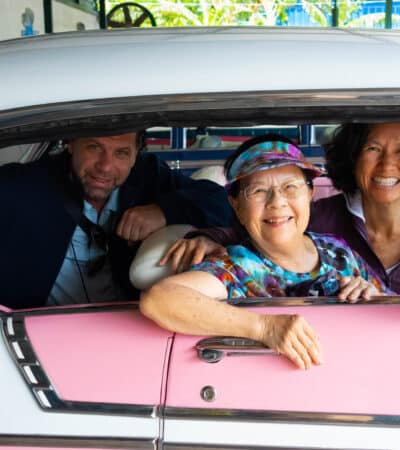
left=0, top=123, right=340, bottom=292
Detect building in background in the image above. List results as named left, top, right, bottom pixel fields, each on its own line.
left=1, top=0, right=99, bottom=41
left=2, top=0, right=400, bottom=42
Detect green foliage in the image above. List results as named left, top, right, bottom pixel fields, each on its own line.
left=149, top=0, right=256, bottom=26
left=106, top=0, right=311, bottom=26
left=104, top=0, right=375, bottom=28
left=302, top=0, right=332, bottom=26
left=337, top=0, right=363, bottom=26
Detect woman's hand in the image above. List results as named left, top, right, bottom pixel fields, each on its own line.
left=158, top=237, right=228, bottom=273
left=261, top=314, right=322, bottom=370
left=337, top=275, right=382, bottom=303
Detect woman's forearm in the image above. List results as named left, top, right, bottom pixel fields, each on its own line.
left=140, top=273, right=322, bottom=370
left=140, top=279, right=265, bottom=341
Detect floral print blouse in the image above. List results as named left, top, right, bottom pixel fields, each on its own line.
left=190, top=232, right=390, bottom=298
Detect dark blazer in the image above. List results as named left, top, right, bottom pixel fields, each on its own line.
left=0, top=152, right=233, bottom=309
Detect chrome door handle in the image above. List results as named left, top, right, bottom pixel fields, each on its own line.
left=196, top=337, right=277, bottom=363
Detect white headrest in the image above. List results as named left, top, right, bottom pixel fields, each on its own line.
left=129, top=224, right=193, bottom=290
left=190, top=164, right=226, bottom=186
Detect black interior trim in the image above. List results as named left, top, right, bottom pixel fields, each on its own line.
left=2, top=89, right=400, bottom=148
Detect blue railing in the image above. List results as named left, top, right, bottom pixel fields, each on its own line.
left=282, top=1, right=400, bottom=28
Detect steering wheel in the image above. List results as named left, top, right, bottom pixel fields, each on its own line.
left=107, top=2, right=157, bottom=28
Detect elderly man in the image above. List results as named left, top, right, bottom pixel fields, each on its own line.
left=0, top=131, right=232, bottom=309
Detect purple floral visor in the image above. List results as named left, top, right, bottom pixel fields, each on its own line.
left=225, top=141, right=324, bottom=190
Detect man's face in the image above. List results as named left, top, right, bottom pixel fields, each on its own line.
left=68, top=133, right=138, bottom=210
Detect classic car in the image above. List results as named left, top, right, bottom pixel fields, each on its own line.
left=2, top=26, right=400, bottom=449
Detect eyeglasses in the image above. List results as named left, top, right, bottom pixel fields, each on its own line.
left=242, top=180, right=310, bottom=204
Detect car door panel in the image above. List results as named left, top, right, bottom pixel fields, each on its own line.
left=24, top=310, right=167, bottom=405
left=0, top=305, right=172, bottom=449
left=163, top=303, right=400, bottom=449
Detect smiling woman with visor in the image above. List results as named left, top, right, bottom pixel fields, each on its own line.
left=140, top=136, right=390, bottom=369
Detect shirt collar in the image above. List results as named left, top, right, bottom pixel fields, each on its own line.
left=344, top=189, right=365, bottom=223
left=83, top=187, right=120, bottom=219
left=105, top=187, right=120, bottom=213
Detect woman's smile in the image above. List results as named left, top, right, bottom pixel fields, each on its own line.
left=372, top=176, right=399, bottom=188
left=263, top=216, right=293, bottom=226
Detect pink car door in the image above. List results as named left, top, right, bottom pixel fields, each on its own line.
left=0, top=303, right=172, bottom=449
left=164, top=299, right=400, bottom=449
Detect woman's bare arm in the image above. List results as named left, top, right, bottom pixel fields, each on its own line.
left=140, top=271, right=322, bottom=369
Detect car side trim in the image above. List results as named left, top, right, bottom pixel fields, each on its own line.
left=230, top=295, right=400, bottom=307
left=163, top=445, right=345, bottom=450
left=163, top=406, right=400, bottom=427
left=0, top=435, right=156, bottom=449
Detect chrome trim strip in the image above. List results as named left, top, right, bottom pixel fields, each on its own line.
left=163, top=445, right=346, bottom=450
left=6, top=317, right=14, bottom=336
left=12, top=301, right=140, bottom=317
left=0, top=435, right=155, bottom=449
left=7, top=296, right=398, bottom=316
left=230, top=295, right=400, bottom=307
left=1, top=312, right=156, bottom=417
left=164, top=407, right=400, bottom=427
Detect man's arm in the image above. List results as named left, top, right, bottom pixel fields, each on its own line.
left=155, top=162, right=233, bottom=228
left=116, top=153, right=233, bottom=242
left=116, top=203, right=166, bottom=242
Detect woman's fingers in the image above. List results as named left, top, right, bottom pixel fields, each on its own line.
left=175, top=240, right=208, bottom=272
left=159, top=240, right=188, bottom=272
left=172, top=242, right=196, bottom=272
left=179, top=242, right=201, bottom=272
left=277, top=336, right=317, bottom=370
left=280, top=344, right=307, bottom=370
left=159, top=240, right=182, bottom=266
left=191, top=245, right=209, bottom=266
left=338, top=276, right=379, bottom=302
left=159, top=237, right=222, bottom=272
left=300, top=323, right=322, bottom=364
left=265, top=315, right=322, bottom=370
left=291, top=338, right=313, bottom=369
left=347, top=278, right=364, bottom=303
left=337, top=276, right=352, bottom=302
left=360, top=283, right=376, bottom=300
left=338, top=276, right=362, bottom=302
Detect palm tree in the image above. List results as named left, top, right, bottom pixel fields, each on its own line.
left=151, top=0, right=257, bottom=26
left=105, top=0, right=363, bottom=28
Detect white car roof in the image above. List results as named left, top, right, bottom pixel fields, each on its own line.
left=2, top=26, right=400, bottom=112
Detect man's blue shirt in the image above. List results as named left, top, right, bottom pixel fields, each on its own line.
left=47, top=188, right=128, bottom=305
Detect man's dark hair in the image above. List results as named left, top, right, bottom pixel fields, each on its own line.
left=61, top=129, right=146, bottom=152
left=136, top=129, right=146, bottom=151
left=324, top=124, right=371, bottom=194
left=224, top=133, right=303, bottom=198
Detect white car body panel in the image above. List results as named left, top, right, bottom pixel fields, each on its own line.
left=164, top=419, right=400, bottom=449
left=2, top=27, right=400, bottom=111
left=2, top=26, right=400, bottom=450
